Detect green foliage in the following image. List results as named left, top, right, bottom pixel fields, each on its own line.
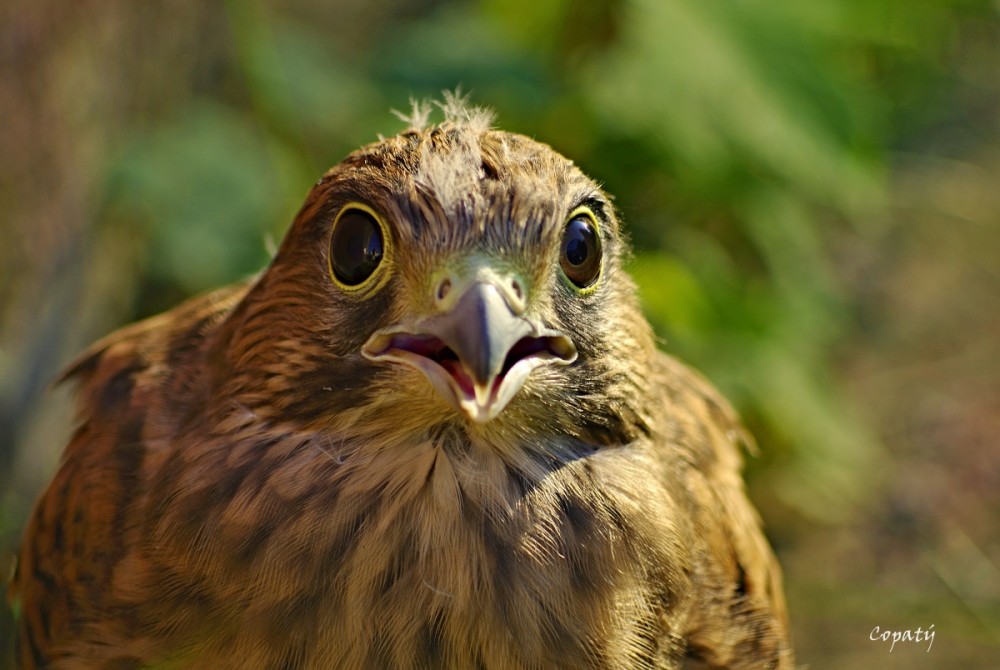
left=105, top=103, right=294, bottom=292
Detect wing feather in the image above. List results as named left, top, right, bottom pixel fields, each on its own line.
left=9, top=282, right=250, bottom=668
left=649, top=353, right=793, bottom=669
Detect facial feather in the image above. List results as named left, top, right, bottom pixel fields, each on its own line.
left=211, top=111, right=654, bottom=451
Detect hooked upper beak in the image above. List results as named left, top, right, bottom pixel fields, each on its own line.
left=361, top=279, right=576, bottom=422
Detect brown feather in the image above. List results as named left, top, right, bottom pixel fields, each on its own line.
left=11, top=102, right=793, bottom=669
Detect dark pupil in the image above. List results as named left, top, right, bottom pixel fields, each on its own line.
left=561, top=216, right=601, bottom=288
left=565, top=230, right=590, bottom=266
left=331, top=210, right=383, bottom=286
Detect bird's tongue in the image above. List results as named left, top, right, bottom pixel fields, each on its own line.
left=438, top=358, right=478, bottom=398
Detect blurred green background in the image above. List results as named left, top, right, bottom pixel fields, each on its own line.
left=1, top=0, right=998, bottom=666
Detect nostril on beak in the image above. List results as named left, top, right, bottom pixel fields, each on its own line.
left=435, top=277, right=452, bottom=304
left=505, top=277, right=526, bottom=314
left=511, top=278, right=523, bottom=301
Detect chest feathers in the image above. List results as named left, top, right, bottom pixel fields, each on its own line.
left=124, top=427, right=693, bottom=669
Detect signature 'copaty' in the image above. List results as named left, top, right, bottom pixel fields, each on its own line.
left=11, top=99, right=793, bottom=669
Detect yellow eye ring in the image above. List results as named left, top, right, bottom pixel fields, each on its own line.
left=327, top=202, right=393, bottom=294
left=559, top=206, right=603, bottom=294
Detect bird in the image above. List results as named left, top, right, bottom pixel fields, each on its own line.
left=10, top=97, right=794, bottom=669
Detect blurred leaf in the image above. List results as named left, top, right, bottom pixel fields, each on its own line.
left=372, top=4, right=555, bottom=126
left=480, top=0, right=574, bottom=51
left=225, top=1, right=386, bottom=165
left=629, top=251, right=714, bottom=339
left=583, top=0, right=882, bottom=213
left=742, top=340, right=882, bottom=521
left=740, top=190, right=843, bottom=346
left=105, top=103, right=298, bottom=293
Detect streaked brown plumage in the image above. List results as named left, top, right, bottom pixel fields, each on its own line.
left=10, top=98, right=793, bottom=669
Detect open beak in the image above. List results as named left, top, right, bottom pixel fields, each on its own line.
left=361, top=280, right=576, bottom=422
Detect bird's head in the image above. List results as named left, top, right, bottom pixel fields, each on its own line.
left=226, top=101, right=656, bottom=445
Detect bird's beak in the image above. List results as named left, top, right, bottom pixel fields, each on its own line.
left=361, top=279, right=577, bottom=422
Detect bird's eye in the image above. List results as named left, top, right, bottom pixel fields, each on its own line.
left=329, top=206, right=385, bottom=288
left=560, top=209, right=602, bottom=290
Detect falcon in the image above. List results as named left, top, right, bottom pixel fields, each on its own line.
left=11, top=99, right=793, bottom=669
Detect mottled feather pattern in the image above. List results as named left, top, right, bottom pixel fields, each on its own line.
left=11, top=101, right=793, bottom=668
